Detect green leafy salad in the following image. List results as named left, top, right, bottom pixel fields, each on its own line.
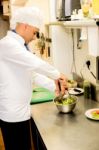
left=56, top=96, right=76, bottom=105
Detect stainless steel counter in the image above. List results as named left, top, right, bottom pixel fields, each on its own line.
left=31, top=96, right=99, bottom=150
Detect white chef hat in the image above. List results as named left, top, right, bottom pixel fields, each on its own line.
left=10, top=6, right=44, bottom=29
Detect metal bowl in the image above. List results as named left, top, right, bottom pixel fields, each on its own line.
left=54, top=95, right=77, bottom=113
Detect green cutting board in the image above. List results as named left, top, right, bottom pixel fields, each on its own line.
left=31, top=87, right=55, bottom=104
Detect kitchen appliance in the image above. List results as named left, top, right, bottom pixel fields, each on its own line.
left=56, top=0, right=81, bottom=21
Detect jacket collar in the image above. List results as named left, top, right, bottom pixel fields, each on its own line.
left=7, top=30, right=25, bottom=47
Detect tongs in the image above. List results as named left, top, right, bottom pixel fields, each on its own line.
left=54, top=93, right=64, bottom=103
left=54, top=81, right=71, bottom=103
left=54, top=81, right=65, bottom=103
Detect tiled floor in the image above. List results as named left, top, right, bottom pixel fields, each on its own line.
left=0, top=129, right=5, bottom=150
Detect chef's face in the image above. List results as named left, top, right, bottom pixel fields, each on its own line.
left=25, top=24, right=39, bottom=43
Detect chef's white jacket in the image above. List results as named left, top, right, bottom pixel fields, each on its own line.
left=0, top=31, right=60, bottom=122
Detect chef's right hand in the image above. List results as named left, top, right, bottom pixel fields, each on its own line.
left=55, top=73, right=68, bottom=96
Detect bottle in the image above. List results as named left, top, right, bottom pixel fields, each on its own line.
left=83, top=80, right=91, bottom=99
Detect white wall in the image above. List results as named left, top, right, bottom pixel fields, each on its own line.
left=49, top=0, right=73, bottom=77
left=26, top=0, right=50, bottom=24
left=50, top=26, right=73, bottom=77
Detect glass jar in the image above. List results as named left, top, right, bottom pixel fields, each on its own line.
left=81, top=0, right=91, bottom=17
left=83, top=80, right=91, bottom=99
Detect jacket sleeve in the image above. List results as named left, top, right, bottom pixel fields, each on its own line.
left=2, top=42, right=60, bottom=80
left=32, top=72, right=56, bottom=92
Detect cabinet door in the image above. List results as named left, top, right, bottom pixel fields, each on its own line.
left=31, top=119, right=47, bottom=150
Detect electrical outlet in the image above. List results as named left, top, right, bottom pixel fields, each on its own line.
left=85, top=55, right=92, bottom=63
left=86, top=60, right=91, bottom=69
left=85, top=55, right=97, bottom=71
left=84, top=55, right=94, bottom=68
left=85, top=58, right=96, bottom=80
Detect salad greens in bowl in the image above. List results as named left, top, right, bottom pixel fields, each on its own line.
left=54, top=94, right=77, bottom=113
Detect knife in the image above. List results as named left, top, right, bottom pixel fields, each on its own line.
left=74, top=88, right=81, bottom=93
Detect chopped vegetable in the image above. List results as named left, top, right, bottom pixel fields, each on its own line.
left=55, top=96, right=76, bottom=105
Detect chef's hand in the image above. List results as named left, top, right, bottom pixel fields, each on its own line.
left=55, top=73, right=68, bottom=96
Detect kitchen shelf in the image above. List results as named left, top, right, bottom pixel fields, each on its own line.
left=45, top=19, right=99, bottom=57
left=45, top=19, right=97, bottom=29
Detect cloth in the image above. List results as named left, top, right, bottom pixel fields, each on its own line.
left=0, top=30, right=60, bottom=122
left=12, top=30, right=30, bottom=51
left=0, top=119, right=32, bottom=150
left=32, top=73, right=56, bottom=92
left=24, top=43, right=30, bottom=51
left=10, top=6, right=43, bottom=29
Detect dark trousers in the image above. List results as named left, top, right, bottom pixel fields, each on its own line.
left=0, top=119, right=32, bottom=150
